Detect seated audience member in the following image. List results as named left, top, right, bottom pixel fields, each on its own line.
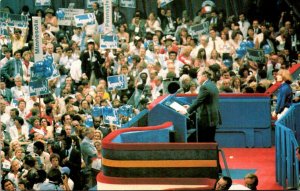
left=244, top=173, right=258, bottom=190
left=215, top=176, right=232, bottom=190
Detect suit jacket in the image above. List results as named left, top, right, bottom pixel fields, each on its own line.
left=94, top=10, right=103, bottom=25
left=187, top=80, right=221, bottom=127
left=80, top=137, right=97, bottom=169
left=1, top=58, right=24, bottom=87
left=80, top=50, right=105, bottom=79
left=64, top=147, right=81, bottom=174
left=0, top=88, right=12, bottom=103
left=161, top=16, right=177, bottom=34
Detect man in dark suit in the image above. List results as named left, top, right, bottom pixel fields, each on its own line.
left=80, top=39, right=105, bottom=86
left=161, top=8, right=177, bottom=35
left=61, top=136, right=82, bottom=190
left=179, top=69, right=221, bottom=142
left=0, top=49, right=23, bottom=88
left=92, top=2, right=103, bottom=25
left=0, top=80, right=12, bottom=103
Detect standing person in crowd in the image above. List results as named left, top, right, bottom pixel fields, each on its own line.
left=80, top=128, right=97, bottom=189
left=179, top=69, right=221, bottom=142
left=1, top=50, right=23, bottom=88
left=272, top=69, right=293, bottom=119
left=80, top=39, right=105, bottom=86
left=92, top=2, right=103, bottom=25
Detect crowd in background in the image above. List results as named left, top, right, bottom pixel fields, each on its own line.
left=0, top=1, right=300, bottom=190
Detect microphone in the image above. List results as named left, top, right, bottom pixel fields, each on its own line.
left=174, top=88, right=184, bottom=94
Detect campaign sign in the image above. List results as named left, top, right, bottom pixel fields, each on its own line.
left=0, top=22, right=8, bottom=36
left=103, top=0, right=113, bottom=34
left=103, top=106, right=120, bottom=126
left=107, top=75, right=128, bottom=91
left=74, top=13, right=96, bottom=27
left=0, top=12, right=28, bottom=31
left=120, top=0, right=136, bottom=8
left=190, top=21, right=209, bottom=38
left=35, top=0, right=51, bottom=6
left=58, top=8, right=84, bottom=26
left=246, top=48, right=265, bottom=63
left=32, top=17, right=43, bottom=62
left=86, top=0, right=103, bottom=8
left=29, top=80, right=49, bottom=97
left=160, top=0, right=174, bottom=7
left=92, top=106, right=103, bottom=117
left=100, top=35, right=118, bottom=49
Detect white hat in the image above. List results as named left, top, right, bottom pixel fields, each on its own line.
left=87, top=38, right=95, bottom=44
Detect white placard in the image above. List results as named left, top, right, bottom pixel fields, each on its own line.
left=120, top=0, right=136, bottom=8
left=100, top=34, right=118, bottom=50
left=32, top=17, right=43, bottom=62
left=74, top=13, right=96, bottom=27
left=58, top=8, right=85, bottom=26
left=160, top=0, right=173, bottom=7
left=35, top=0, right=51, bottom=6
left=86, top=0, right=103, bottom=8
left=103, top=0, right=113, bottom=34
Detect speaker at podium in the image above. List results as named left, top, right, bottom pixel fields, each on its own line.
left=163, top=80, right=181, bottom=94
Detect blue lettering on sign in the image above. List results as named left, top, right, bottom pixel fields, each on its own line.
left=107, top=75, right=128, bottom=91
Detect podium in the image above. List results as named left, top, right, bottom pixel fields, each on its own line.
left=148, top=94, right=193, bottom=142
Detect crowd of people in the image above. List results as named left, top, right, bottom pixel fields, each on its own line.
left=0, top=1, right=300, bottom=190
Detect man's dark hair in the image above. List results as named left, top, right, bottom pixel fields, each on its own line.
left=14, top=116, right=24, bottom=125
left=222, top=176, right=233, bottom=189
left=14, top=49, right=23, bottom=56
left=10, top=108, right=19, bottom=117
left=24, top=155, right=36, bottom=167
left=1, top=179, right=15, bottom=190
left=34, top=141, right=45, bottom=151
left=47, top=168, right=62, bottom=184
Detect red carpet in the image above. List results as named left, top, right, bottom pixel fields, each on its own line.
left=220, top=147, right=283, bottom=190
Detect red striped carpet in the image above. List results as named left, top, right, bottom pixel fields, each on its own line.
left=220, top=147, right=283, bottom=190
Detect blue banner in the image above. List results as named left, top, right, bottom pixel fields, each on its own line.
left=107, top=75, right=128, bottom=91
left=29, top=79, right=49, bottom=97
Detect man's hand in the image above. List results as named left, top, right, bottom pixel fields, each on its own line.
left=178, top=108, right=187, bottom=115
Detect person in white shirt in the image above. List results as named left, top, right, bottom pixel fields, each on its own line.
left=0, top=48, right=12, bottom=69
left=238, top=13, right=250, bottom=39
left=151, top=76, right=164, bottom=100
left=9, top=116, right=29, bottom=141
left=208, top=27, right=223, bottom=53
left=10, top=76, right=30, bottom=102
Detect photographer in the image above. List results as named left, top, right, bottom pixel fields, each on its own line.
left=39, top=168, right=70, bottom=191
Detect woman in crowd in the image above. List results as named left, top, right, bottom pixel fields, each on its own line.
left=145, top=12, right=160, bottom=34
left=44, top=8, right=59, bottom=33
left=272, top=69, right=293, bottom=119
left=117, top=24, right=130, bottom=44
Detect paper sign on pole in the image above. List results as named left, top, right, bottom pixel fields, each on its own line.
left=29, top=80, right=49, bottom=97
left=58, top=8, right=85, bottom=26
left=32, top=17, right=43, bottom=62
left=190, top=21, right=210, bottom=38
left=103, top=0, right=113, bottom=34
left=246, top=48, right=265, bottom=63
left=35, top=0, right=51, bottom=6
left=107, top=75, right=128, bottom=91
left=160, top=0, right=173, bottom=7
left=86, top=0, right=103, bottom=8
left=120, top=0, right=136, bottom=8
left=100, top=35, right=118, bottom=50
left=74, top=13, right=96, bottom=27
